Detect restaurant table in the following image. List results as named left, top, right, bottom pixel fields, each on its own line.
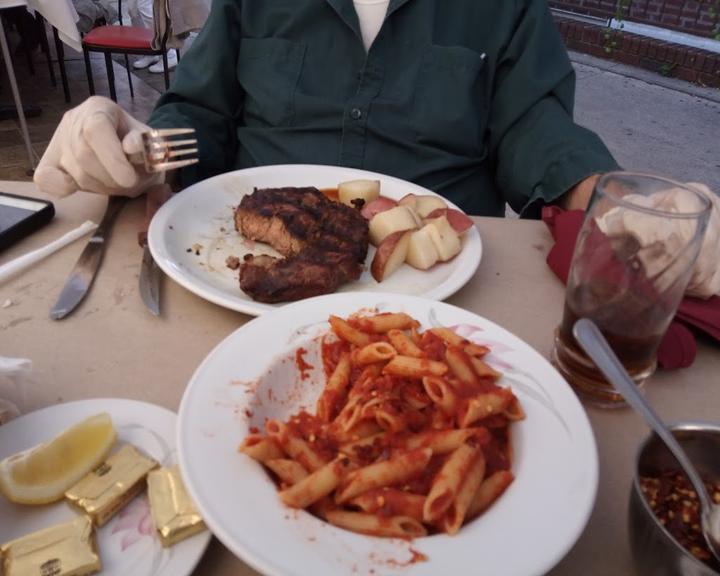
left=0, top=179, right=718, bottom=576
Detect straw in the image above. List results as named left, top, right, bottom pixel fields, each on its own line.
left=0, top=220, right=98, bottom=285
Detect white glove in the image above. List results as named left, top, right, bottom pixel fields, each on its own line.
left=597, top=181, right=720, bottom=298
left=685, top=183, right=720, bottom=298
left=33, top=96, right=162, bottom=198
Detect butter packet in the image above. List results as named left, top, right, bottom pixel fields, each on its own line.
left=147, top=466, right=206, bottom=547
left=1, top=515, right=101, bottom=576
left=65, top=444, right=158, bottom=527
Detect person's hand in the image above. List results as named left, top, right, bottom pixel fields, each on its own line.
left=561, top=174, right=600, bottom=211
left=33, top=96, right=163, bottom=198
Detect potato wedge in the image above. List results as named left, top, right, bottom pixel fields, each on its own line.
left=406, top=226, right=439, bottom=270
left=361, top=196, right=398, bottom=220
left=425, top=216, right=461, bottom=261
left=371, top=230, right=412, bottom=282
left=425, top=208, right=474, bottom=234
left=369, top=206, right=419, bottom=245
left=338, top=179, right=381, bottom=207
left=414, top=196, right=448, bottom=218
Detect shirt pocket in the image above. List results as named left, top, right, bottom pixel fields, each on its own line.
left=411, top=45, right=487, bottom=157
left=237, top=38, right=306, bottom=127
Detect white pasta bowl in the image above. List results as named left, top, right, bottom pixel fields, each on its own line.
left=177, top=292, right=598, bottom=576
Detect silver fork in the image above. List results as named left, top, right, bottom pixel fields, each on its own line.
left=129, top=128, right=199, bottom=173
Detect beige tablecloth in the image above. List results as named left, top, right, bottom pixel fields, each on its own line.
left=0, top=180, right=718, bottom=576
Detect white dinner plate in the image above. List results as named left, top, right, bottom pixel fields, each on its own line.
left=177, top=292, right=598, bottom=576
left=0, top=398, right=212, bottom=576
left=148, top=164, right=482, bottom=316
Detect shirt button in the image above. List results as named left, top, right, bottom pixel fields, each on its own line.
left=350, top=108, right=363, bottom=120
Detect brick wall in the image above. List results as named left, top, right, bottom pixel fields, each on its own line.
left=556, top=16, right=720, bottom=86
left=549, top=0, right=720, bottom=39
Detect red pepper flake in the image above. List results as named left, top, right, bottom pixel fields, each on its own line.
left=295, top=347, right=313, bottom=380
left=249, top=426, right=259, bottom=434
left=244, top=408, right=254, bottom=418
left=640, top=470, right=720, bottom=570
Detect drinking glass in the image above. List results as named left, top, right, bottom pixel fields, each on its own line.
left=552, top=172, right=712, bottom=408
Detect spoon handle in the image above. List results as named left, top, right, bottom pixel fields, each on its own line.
left=572, top=318, right=713, bottom=512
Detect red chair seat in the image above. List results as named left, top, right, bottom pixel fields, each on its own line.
left=83, top=26, right=154, bottom=50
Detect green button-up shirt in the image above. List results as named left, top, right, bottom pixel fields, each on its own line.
left=149, top=0, right=619, bottom=217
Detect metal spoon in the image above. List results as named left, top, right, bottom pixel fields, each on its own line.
left=573, top=318, right=720, bottom=564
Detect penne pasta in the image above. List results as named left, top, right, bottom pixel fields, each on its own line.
left=325, top=510, right=427, bottom=538
left=466, top=470, right=514, bottom=519
left=439, top=450, right=486, bottom=534
left=329, top=315, right=372, bottom=346
left=428, top=327, right=465, bottom=346
left=402, top=428, right=489, bottom=455
left=463, top=343, right=491, bottom=357
left=445, top=345, right=477, bottom=386
left=317, top=351, right=352, bottom=422
left=348, top=488, right=426, bottom=523
left=387, top=329, right=424, bottom=358
left=266, top=420, right=328, bottom=472
left=335, top=447, right=432, bottom=504
left=457, top=388, right=515, bottom=428
left=265, top=458, right=309, bottom=486
left=352, top=342, right=397, bottom=365
left=422, top=376, right=459, bottom=414
left=423, top=442, right=481, bottom=523
left=238, top=435, right=285, bottom=462
left=240, top=310, right=522, bottom=540
left=383, top=355, right=448, bottom=378
left=352, top=312, right=419, bottom=333
left=280, top=457, right=353, bottom=508
left=469, top=356, right=503, bottom=382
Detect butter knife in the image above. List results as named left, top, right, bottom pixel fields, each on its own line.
left=49, top=196, right=127, bottom=320
left=139, top=242, right=161, bottom=316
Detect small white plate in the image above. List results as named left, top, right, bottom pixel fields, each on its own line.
left=0, top=398, right=212, bottom=576
left=148, top=164, right=482, bottom=316
left=177, top=292, right=598, bottom=576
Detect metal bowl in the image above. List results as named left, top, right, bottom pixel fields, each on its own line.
left=629, top=422, right=720, bottom=576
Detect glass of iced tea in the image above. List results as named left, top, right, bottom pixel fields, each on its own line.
left=552, top=172, right=712, bottom=407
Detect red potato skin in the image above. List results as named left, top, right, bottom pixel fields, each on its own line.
left=425, top=208, right=474, bottom=234
left=370, top=230, right=411, bottom=282
left=361, top=197, right=398, bottom=220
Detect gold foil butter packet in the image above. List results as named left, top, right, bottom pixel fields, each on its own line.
left=0, top=515, right=101, bottom=576
left=65, top=444, right=158, bottom=527
left=147, top=466, right=207, bottom=547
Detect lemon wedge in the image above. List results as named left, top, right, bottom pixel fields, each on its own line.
left=0, top=412, right=117, bottom=505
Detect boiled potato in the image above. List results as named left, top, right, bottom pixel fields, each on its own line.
left=338, top=179, right=381, bottom=206
left=369, top=206, right=419, bottom=245
left=414, top=196, right=448, bottom=218
left=406, top=226, right=439, bottom=270
left=425, top=216, right=461, bottom=261
left=371, top=230, right=412, bottom=282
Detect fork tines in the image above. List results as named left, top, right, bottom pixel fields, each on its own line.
left=142, top=128, right=199, bottom=172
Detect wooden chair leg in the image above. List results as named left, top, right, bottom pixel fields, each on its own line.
left=104, top=52, right=116, bottom=102
left=35, top=15, right=55, bottom=87
left=123, top=54, right=134, bottom=99
left=83, top=47, right=95, bottom=96
left=52, top=27, right=70, bottom=103
left=162, top=52, right=169, bottom=90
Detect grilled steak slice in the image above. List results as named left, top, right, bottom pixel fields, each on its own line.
left=235, top=187, right=368, bottom=263
left=239, top=249, right=362, bottom=303
left=234, top=186, right=370, bottom=303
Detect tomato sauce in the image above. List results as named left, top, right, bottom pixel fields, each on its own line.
left=295, top=347, right=313, bottom=380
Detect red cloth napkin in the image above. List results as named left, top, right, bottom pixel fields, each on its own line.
left=542, top=206, right=720, bottom=370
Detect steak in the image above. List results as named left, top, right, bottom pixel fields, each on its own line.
left=235, top=187, right=369, bottom=303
